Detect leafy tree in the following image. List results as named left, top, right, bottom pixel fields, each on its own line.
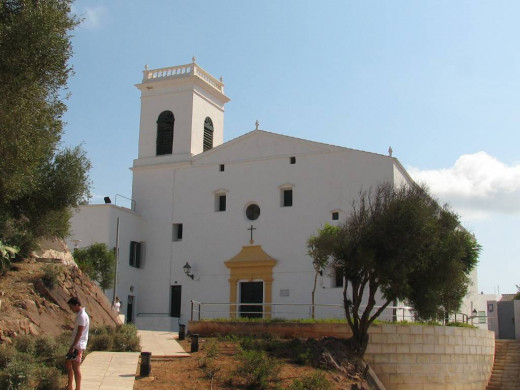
left=307, top=224, right=339, bottom=319
left=307, top=183, right=480, bottom=357
left=0, top=0, right=91, bottom=255
left=74, top=243, right=115, bottom=290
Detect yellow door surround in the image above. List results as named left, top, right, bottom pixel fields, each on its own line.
left=224, top=245, right=277, bottom=318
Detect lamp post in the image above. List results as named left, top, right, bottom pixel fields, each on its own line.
left=111, top=217, right=120, bottom=305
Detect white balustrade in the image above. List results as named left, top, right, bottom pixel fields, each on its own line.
left=142, top=63, right=224, bottom=93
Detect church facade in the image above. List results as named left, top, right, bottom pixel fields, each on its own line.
left=68, top=60, right=477, bottom=330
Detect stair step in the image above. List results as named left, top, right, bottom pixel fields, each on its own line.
left=487, top=340, right=520, bottom=389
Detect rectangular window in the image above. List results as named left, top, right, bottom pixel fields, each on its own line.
left=478, top=311, right=486, bottom=324
left=290, top=156, right=296, bottom=164
left=173, top=223, right=183, bottom=241
left=332, top=212, right=339, bottom=220
left=283, top=189, right=293, bottom=207
left=218, top=195, right=226, bottom=211
left=219, top=164, right=225, bottom=172
left=129, top=241, right=141, bottom=268
left=170, top=285, right=182, bottom=317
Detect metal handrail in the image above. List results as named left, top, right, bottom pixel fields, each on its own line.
left=190, top=300, right=472, bottom=325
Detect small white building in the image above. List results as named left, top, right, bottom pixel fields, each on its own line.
left=68, top=60, right=478, bottom=331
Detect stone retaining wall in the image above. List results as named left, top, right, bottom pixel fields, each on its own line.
left=365, top=324, right=494, bottom=390
left=188, top=321, right=494, bottom=390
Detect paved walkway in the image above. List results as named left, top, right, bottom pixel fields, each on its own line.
left=81, top=330, right=187, bottom=390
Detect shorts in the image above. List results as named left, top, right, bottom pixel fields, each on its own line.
left=66, top=348, right=84, bottom=362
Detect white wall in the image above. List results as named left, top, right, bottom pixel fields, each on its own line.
left=68, top=205, right=143, bottom=318
left=136, top=136, right=397, bottom=326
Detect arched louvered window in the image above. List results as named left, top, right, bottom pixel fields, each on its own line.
left=203, top=117, right=214, bottom=152
left=156, top=111, right=174, bottom=155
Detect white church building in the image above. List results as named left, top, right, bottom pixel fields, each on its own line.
left=67, top=60, right=480, bottom=331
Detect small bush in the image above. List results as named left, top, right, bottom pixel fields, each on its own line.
left=0, top=345, right=17, bottom=369
left=235, top=349, right=280, bottom=389
left=89, top=334, right=113, bottom=351
left=34, top=366, right=61, bottom=390
left=0, top=357, right=34, bottom=390
left=112, top=324, right=140, bottom=352
left=198, top=356, right=220, bottom=379
left=90, top=325, right=116, bottom=336
left=288, top=371, right=331, bottom=390
left=286, top=339, right=314, bottom=365
left=54, top=331, right=71, bottom=347
left=238, top=335, right=260, bottom=351
left=41, top=265, right=61, bottom=289
left=14, top=335, right=35, bottom=355
left=34, top=336, right=57, bottom=359
left=49, top=332, right=73, bottom=373
left=204, top=338, right=220, bottom=359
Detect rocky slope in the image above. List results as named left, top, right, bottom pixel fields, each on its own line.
left=0, top=238, right=121, bottom=343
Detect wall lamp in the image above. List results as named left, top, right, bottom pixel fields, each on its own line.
left=183, top=262, right=194, bottom=279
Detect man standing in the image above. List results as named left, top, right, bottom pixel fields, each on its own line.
left=66, top=297, right=90, bottom=390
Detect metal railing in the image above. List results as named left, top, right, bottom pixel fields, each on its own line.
left=191, top=300, right=413, bottom=322
left=115, top=194, right=136, bottom=211
left=190, top=300, right=472, bottom=324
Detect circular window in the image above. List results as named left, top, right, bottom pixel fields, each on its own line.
left=245, top=204, right=260, bottom=220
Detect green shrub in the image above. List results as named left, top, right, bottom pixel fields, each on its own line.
left=112, top=324, right=140, bottom=352
left=288, top=371, right=331, bottom=390
left=285, top=339, right=314, bottom=365
left=238, top=335, right=258, bottom=351
left=54, top=331, right=71, bottom=347
left=90, top=325, right=116, bottom=336
left=48, top=331, right=73, bottom=373
left=34, top=336, right=57, bottom=359
left=235, top=349, right=280, bottom=389
left=34, top=366, right=61, bottom=390
left=204, top=338, right=220, bottom=359
left=88, top=334, right=113, bottom=351
left=14, top=335, right=35, bottom=355
left=41, top=265, right=62, bottom=289
left=0, top=357, right=34, bottom=390
left=198, top=356, right=220, bottom=379
left=0, top=240, right=18, bottom=274
left=0, top=345, right=17, bottom=369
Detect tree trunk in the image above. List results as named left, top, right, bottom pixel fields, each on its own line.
left=349, top=329, right=370, bottom=357
left=311, top=271, right=318, bottom=319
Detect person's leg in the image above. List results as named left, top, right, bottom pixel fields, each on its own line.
left=71, top=350, right=84, bottom=390
left=65, top=359, right=74, bottom=390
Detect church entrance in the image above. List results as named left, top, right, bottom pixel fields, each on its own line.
left=239, top=281, right=263, bottom=318
left=224, top=245, right=277, bottom=319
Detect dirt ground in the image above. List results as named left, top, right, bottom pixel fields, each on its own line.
left=134, top=338, right=368, bottom=390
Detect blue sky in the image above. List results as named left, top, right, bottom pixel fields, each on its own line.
left=63, top=1, right=519, bottom=295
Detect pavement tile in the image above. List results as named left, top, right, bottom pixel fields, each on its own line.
left=80, top=331, right=187, bottom=390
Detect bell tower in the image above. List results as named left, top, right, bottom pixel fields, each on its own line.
left=134, top=58, right=230, bottom=165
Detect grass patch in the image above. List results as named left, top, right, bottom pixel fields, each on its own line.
left=200, top=317, right=348, bottom=324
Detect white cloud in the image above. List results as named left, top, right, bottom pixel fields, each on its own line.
left=408, top=152, right=520, bottom=220
left=74, top=5, right=108, bottom=30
